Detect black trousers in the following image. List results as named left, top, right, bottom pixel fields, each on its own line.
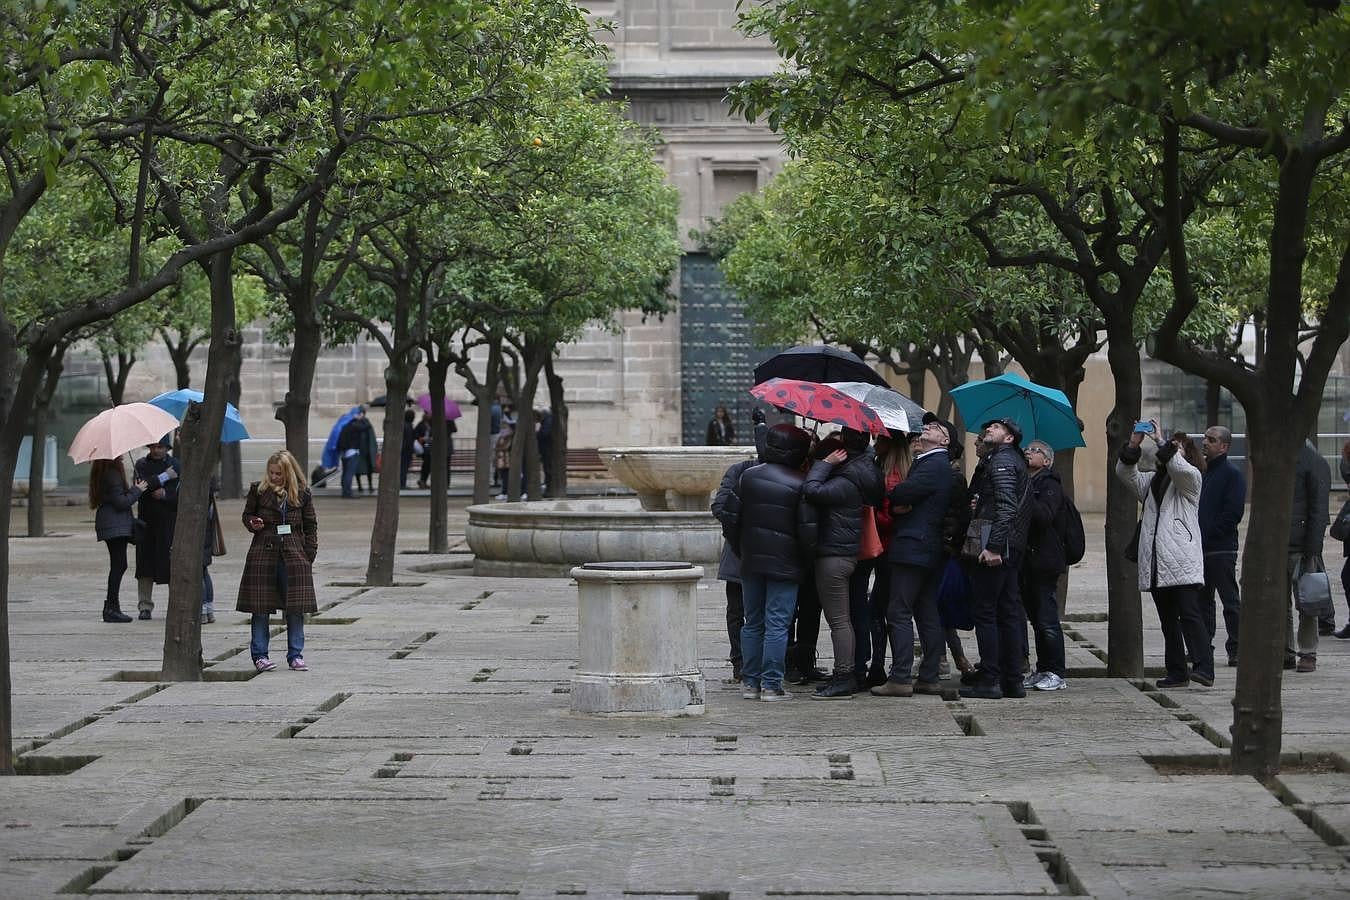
left=1153, top=584, right=1213, bottom=681
left=725, top=580, right=744, bottom=669
left=105, top=537, right=130, bottom=605
left=787, top=575, right=822, bottom=671
left=1200, top=552, right=1241, bottom=659
left=968, top=560, right=1023, bottom=689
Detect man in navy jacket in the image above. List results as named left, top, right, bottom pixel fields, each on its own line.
left=1199, top=426, right=1245, bottom=666
left=871, top=414, right=953, bottom=697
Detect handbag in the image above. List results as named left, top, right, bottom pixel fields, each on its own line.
left=1293, top=556, right=1334, bottom=617
left=961, top=518, right=992, bottom=561
left=937, top=558, right=975, bottom=630
left=1124, top=521, right=1141, bottom=563
left=858, top=505, right=884, bottom=560
left=210, top=501, right=226, bottom=557
left=1330, top=499, right=1350, bottom=543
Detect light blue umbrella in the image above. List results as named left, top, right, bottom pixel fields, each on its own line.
left=148, top=389, right=251, bottom=443
left=949, top=372, right=1085, bottom=450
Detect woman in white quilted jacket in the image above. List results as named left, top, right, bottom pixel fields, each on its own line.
left=1116, top=421, right=1213, bottom=688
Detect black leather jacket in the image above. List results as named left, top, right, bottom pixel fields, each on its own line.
left=970, top=442, right=1030, bottom=559
left=802, top=449, right=884, bottom=557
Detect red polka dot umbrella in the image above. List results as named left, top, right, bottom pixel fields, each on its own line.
left=749, top=378, right=888, bottom=436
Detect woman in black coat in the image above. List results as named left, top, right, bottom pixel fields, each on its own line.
left=90, top=458, right=144, bottom=623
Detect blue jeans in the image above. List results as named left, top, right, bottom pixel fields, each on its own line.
left=740, top=573, right=799, bottom=691
left=251, top=612, right=305, bottom=663
left=201, top=566, right=214, bottom=614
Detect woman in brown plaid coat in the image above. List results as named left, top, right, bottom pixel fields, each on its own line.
left=237, top=449, right=318, bottom=672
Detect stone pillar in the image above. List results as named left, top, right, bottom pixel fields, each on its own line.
left=570, top=561, right=705, bottom=716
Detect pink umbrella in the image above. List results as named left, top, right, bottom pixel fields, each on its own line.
left=415, top=393, right=462, bottom=419
left=68, top=403, right=182, bottom=463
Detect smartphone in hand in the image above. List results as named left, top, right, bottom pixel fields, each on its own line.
left=1133, top=421, right=1155, bottom=434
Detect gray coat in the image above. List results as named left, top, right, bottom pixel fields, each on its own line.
left=94, top=469, right=142, bottom=541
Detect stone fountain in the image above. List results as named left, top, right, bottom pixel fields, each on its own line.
left=465, top=446, right=755, bottom=577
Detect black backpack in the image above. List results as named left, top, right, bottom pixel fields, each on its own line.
left=1057, top=493, right=1086, bottom=566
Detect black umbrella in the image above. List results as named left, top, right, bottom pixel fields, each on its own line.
left=753, top=345, right=887, bottom=388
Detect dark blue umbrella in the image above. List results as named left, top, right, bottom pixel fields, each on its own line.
left=322, top=407, right=363, bottom=470
left=753, top=345, right=887, bottom=388
left=148, top=389, right=250, bottom=442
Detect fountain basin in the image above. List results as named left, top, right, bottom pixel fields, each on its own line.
left=599, top=446, right=755, bottom=510
left=465, top=498, right=722, bottom=578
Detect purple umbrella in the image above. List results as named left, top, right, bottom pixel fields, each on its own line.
left=416, top=393, right=462, bottom=419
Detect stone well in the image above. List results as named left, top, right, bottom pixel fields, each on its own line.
left=465, top=446, right=756, bottom=577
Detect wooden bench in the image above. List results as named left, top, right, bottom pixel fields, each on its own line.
left=408, top=446, right=607, bottom=477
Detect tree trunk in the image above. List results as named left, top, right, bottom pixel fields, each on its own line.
left=365, top=358, right=417, bottom=586
left=218, top=351, right=243, bottom=499
left=0, top=441, right=17, bottom=775
left=276, top=306, right=322, bottom=470
left=426, top=354, right=451, bottom=553
left=1103, top=329, right=1144, bottom=677
left=162, top=251, right=236, bottom=681
left=1205, top=380, right=1221, bottom=427
left=545, top=355, right=568, bottom=498
left=470, top=341, right=502, bottom=505
left=101, top=350, right=135, bottom=405
left=906, top=368, right=926, bottom=409
left=25, top=348, right=64, bottom=538
left=163, top=333, right=193, bottom=390
left=1229, top=405, right=1299, bottom=777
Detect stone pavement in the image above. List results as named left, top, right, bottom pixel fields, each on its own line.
left=4, top=497, right=1350, bottom=898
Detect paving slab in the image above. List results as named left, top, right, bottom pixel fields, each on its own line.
left=5, top=503, right=1349, bottom=898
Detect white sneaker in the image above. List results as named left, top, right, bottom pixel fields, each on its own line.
left=1022, top=671, right=1048, bottom=689
left=494, top=493, right=507, bottom=501
left=1035, top=673, right=1067, bottom=691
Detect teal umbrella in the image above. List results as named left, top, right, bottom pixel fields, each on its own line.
left=949, top=372, right=1085, bottom=450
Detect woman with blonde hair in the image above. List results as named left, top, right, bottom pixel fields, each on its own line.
left=90, top=457, right=146, bottom=622
left=237, top=449, right=319, bottom=672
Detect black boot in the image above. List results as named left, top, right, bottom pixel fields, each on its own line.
left=102, top=601, right=132, bottom=623
left=811, top=672, right=856, bottom=700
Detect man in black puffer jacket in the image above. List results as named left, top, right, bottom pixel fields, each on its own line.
left=736, top=423, right=815, bottom=701
left=959, top=417, right=1031, bottom=700
left=802, top=428, right=884, bottom=699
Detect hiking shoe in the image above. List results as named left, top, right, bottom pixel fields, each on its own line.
left=254, top=658, right=277, bottom=672
left=870, top=679, right=914, bottom=697
left=138, top=610, right=151, bottom=620
left=811, top=675, right=855, bottom=700
left=741, top=684, right=761, bottom=700
left=760, top=687, right=793, bottom=701
left=1191, top=672, right=1213, bottom=687
left=1035, top=673, right=1068, bottom=691
left=1296, top=655, right=1317, bottom=673
left=959, top=666, right=986, bottom=686
left=1155, top=675, right=1189, bottom=688
left=912, top=680, right=944, bottom=696
left=959, top=683, right=1003, bottom=700
left=953, top=654, right=974, bottom=674
left=1001, top=682, right=1027, bottom=699
left=1335, top=625, right=1350, bottom=639
left=1023, top=671, right=1048, bottom=689
left=288, top=657, right=308, bottom=671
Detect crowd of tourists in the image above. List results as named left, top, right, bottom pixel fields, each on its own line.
left=712, top=412, right=1349, bottom=701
